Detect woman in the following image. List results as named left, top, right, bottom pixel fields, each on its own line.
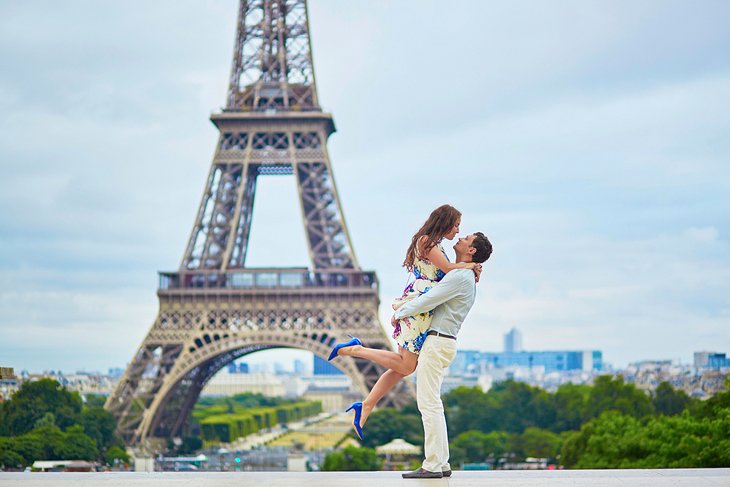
left=327, top=204, right=481, bottom=439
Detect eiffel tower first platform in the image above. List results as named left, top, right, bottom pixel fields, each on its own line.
left=105, top=0, right=414, bottom=446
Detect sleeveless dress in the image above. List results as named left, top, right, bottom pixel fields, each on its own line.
left=391, top=243, right=448, bottom=353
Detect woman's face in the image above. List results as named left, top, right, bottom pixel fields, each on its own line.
left=445, top=217, right=461, bottom=240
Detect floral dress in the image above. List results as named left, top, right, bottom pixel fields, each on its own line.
left=391, top=243, right=448, bottom=353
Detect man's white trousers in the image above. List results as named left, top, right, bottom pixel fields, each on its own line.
left=416, top=335, right=457, bottom=473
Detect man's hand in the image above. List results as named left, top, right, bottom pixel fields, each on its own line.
left=391, top=315, right=398, bottom=328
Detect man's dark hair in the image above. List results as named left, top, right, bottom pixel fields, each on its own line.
left=471, top=232, right=492, bottom=263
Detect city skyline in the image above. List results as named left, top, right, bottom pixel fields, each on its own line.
left=8, top=333, right=723, bottom=376
left=1, top=1, right=729, bottom=372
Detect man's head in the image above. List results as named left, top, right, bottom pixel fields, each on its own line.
left=454, top=232, right=493, bottom=263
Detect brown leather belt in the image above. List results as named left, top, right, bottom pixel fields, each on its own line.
left=427, top=330, right=456, bottom=340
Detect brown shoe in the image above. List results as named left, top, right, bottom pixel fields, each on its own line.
left=402, top=467, right=443, bottom=479
left=442, top=469, right=452, bottom=477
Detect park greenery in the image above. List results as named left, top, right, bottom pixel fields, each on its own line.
left=191, top=393, right=322, bottom=444
left=322, top=445, right=382, bottom=471
left=0, top=379, right=129, bottom=469
left=336, top=376, right=729, bottom=469
left=3, top=375, right=727, bottom=470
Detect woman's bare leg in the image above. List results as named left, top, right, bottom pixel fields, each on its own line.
left=360, top=369, right=406, bottom=426
left=338, top=345, right=418, bottom=376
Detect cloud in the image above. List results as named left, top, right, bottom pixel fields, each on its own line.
left=1, top=0, right=729, bottom=372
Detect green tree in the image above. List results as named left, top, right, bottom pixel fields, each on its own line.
left=450, top=430, right=508, bottom=466
left=482, top=431, right=509, bottom=458
left=81, top=407, right=117, bottom=451
left=551, top=383, right=590, bottom=432
left=584, top=376, right=654, bottom=421
left=451, top=431, right=489, bottom=463
left=561, top=408, right=730, bottom=469
left=178, top=436, right=203, bottom=454
left=0, top=379, right=83, bottom=436
left=0, top=424, right=99, bottom=467
left=520, top=427, right=562, bottom=459
left=444, top=386, right=495, bottom=437
left=446, top=381, right=557, bottom=436
left=358, top=408, right=423, bottom=449
left=692, top=377, right=730, bottom=420
left=652, top=382, right=693, bottom=416
left=492, top=381, right=537, bottom=433
left=29, top=424, right=66, bottom=461
left=104, top=445, right=130, bottom=466
left=322, top=446, right=382, bottom=471
left=57, top=425, right=98, bottom=460
left=83, top=395, right=107, bottom=409
left=34, top=412, right=57, bottom=429
left=0, top=449, right=24, bottom=469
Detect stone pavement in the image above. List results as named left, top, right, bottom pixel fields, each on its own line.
left=1, top=469, right=729, bottom=486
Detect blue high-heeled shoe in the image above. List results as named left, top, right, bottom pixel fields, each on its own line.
left=346, top=401, right=364, bottom=440
left=327, top=335, right=362, bottom=361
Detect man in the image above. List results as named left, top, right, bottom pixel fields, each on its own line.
left=392, top=232, right=493, bottom=479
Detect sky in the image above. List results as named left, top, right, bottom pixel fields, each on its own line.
left=0, top=0, right=729, bottom=373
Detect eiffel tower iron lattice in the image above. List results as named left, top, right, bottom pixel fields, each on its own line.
left=105, top=0, right=414, bottom=446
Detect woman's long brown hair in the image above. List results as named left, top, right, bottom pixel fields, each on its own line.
left=403, top=204, right=462, bottom=271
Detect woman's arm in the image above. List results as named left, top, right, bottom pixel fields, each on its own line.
left=424, top=244, right=478, bottom=274
left=393, top=271, right=471, bottom=319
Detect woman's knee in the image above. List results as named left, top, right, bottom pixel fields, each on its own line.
left=395, top=362, right=417, bottom=376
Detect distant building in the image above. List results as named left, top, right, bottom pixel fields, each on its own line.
left=293, top=359, right=307, bottom=375
left=694, top=351, right=730, bottom=369
left=0, top=367, right=19, bottom=401
left=0, top=367, right=15, bottom=380
left=694, top=351, right=713, bottom=368
left=274, top=362, right=286, bottom=375
left=8, top=369, right=119, bottom=397
left=201, top=370, right=286, bottom=397
left=282, top=377, right=308, bottom=398
left=301, top=374, right=353, bottom=410
left=227, top=362, right=250, bottom=374
left=313, top=356, right=344, bottom=376
left=451, top=350, right=603, bottom=375
left=504, top=328, right=523, bottom=353
left=107, top=367, right=125, bottom=379
left=708, top=353, right=730, bottom=369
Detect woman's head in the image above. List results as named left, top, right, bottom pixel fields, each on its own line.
left=403, top=204, right=462, bottom=271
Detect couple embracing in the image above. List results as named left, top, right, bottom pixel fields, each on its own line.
left=328, top=204, right=493, bottom=479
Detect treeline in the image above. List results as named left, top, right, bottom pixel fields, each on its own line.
left=360, top=376, right=730, bottom=468
left=192, top=393, right=322, bottom=444
left=562, top=383, right=730, bottom=468
left=0, top=379, right=129, bottom=469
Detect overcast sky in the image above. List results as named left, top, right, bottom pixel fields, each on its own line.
left=1, top=0, right=729, bottom=373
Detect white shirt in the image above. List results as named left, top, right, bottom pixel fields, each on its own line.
left=393, top=268, right=476, bottom=337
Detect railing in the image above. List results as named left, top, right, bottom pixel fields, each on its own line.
left=158, top=268, right=378, bottom=291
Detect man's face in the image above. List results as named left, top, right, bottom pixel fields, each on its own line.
left=454, top=234, right=476, bottom=255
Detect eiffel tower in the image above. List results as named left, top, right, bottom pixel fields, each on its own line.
left=105, top=0, right=413, bottom=446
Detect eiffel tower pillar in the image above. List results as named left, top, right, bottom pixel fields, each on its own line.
left=106, top=0, right=414, bottom=446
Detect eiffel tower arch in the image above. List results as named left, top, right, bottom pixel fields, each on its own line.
left=105, top=0, right=414, bottom=446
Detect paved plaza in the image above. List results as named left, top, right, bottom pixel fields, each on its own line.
left=1, top=469, right=729, bottom=486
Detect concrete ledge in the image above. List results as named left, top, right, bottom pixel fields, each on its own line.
left=1, top=469, right=729, bottom=486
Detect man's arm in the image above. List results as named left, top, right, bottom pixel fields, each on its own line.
left=393, top=270, right=472, bottom=319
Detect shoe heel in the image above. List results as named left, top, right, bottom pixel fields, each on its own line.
left=345, top=402, right=364, bottom=440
